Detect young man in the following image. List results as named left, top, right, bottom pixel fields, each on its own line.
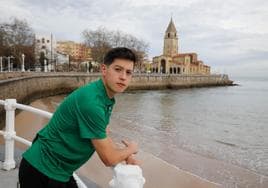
left=19, top=47, right=139, bottom=188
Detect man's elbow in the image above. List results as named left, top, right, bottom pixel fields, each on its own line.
left=101, top=156, right=120, bottom=167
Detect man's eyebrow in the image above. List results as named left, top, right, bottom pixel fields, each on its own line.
left=114, top=65, right=133, bottom=72
left=114, top=65, right=124, bottom=68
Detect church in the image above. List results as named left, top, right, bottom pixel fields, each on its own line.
left=151, top=19, right=210, bottom=75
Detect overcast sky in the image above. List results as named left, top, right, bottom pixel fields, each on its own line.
left=1, top=0, right=268, bottom=77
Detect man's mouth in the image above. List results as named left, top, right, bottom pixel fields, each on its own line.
left=117, top=83, right=126, bottom=87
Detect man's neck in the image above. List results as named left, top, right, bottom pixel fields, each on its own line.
left=101, top=78, right=115, bottom=99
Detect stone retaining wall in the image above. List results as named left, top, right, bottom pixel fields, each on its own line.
left=0, top=72, right=233, bottom=128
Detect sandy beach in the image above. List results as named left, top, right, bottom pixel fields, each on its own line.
left=0, top=96, right=221, bottom=188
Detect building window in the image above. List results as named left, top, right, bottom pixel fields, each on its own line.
left=177, top=67, right=180, bottom=74
left=37, top=40, right=40, bottom=43
left=170, top=67, right=173, bottom=74
left=42, top=38, right=45, bottom=43
left=168, top=33, right=170, bottom=38
left=47, top=40, right=50, bottom=43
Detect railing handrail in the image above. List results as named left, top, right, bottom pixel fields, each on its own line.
left=0, top=99, right=87, bottom=188
left=1, top=99, right=52, bottom=119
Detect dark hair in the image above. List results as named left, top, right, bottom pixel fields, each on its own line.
left=103, top=47, right=136, bottom=65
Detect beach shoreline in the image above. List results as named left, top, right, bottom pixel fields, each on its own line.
left=1, top=95, right=267, bottom=187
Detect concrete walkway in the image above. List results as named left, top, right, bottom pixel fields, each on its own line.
left=0, top=145, right=22, bottom=188
left=0, top=165, right=19, bottom=188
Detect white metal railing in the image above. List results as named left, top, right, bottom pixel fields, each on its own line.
left=0, top=99, right=87, bottom=188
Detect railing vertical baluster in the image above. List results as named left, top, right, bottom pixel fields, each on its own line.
left=3, top=99, right=17, bottom=170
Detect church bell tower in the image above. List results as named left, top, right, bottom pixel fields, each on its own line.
left=163, top=18, right=178, bottom=56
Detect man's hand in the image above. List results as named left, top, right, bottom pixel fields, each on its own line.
left=125, top=155, right=142, bottom=166
left=121, top=140, right=138, bottom=154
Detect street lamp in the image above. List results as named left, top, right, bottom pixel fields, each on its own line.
left=68, top=55, right=70, bottom=72
left=0, top=56, right=2, bottom=72
left=21, top=53, right=25, bottom=72
left=54, top=54, right=57, bottom=72
left=7, top=56, right=10, bottom=72
left=6, top=56, right=15, bottom=72
left=44, top=59, right=47, bottom=72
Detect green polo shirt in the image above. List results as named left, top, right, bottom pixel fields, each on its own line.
left=23, top=79, right=115, bottom=182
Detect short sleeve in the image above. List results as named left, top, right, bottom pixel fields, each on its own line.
left=76, top=100, right=107, bottom=139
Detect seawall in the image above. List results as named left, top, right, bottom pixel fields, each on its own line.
left=130, top=73, right=233, bottom=90
left=0, top=72, right=233, bottom=129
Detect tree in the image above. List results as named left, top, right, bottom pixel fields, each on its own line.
left=0, top=18, right=35, bottom=70
left=82, top=27, right=149, bottom=72
left=82, top=27, right=112, bottom=64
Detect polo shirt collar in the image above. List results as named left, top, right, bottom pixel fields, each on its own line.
left=96, top=79, right=115, bottom=106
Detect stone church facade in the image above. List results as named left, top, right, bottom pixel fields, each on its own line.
left=152, top=19, right=210, bottom=75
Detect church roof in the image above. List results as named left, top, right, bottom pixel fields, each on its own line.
left=173, top=53, right=197, bottom=57
left=166, top=18, right=177, bottom=33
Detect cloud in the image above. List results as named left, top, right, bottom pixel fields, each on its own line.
left=0, top=0, right=268, bottom=77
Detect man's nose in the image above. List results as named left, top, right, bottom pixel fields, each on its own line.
left=120, top=71, right=127, bottom=80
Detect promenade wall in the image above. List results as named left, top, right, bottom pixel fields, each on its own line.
left=0, top=72, right=233, bottom=128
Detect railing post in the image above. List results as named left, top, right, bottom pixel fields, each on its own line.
left=3, top=99, right=17, bottom=170
left=109, top=164, right=145, bottom=188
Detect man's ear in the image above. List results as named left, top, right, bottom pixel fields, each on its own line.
left=100, top=64, right=107, bottom=74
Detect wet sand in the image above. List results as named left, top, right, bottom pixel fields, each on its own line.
left=0, top=96, right=221, bottom=188
left=78, top=151, right=221, bottom=188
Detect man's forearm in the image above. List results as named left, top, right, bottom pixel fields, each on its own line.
left=108, top=137, right=139, bottom=165
left=92, top=137, right=138, bottom=167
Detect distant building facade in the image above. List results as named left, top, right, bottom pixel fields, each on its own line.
left=57, top=41, right=92, bottom=62
left=152, top=19, right=210, bottom=75
left=56, top=52, right=69, bottom=65
left=34, top=34, right=57, bottom=70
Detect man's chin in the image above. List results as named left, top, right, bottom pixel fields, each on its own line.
left=118, top=88, right=126, bottom=93
left=109, top=85, right=125, bottom=94
left=116, top=87, right=127, bottom=93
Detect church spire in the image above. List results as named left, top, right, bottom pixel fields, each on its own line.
left=165, top=17, right=177, bottom=33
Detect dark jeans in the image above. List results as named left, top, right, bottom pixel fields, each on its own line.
left=19, top=141, right=78, bottom=188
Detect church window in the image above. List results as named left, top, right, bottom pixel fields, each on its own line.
left=168, top=33, right=170, bottom=38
